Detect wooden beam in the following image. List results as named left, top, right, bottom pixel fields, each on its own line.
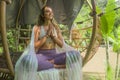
left=0, top=0, right=12, bottom=4
left=86, top=0, right=92, bottom=10
left=0, top=68, right=10, bottom=74
left=83, top=0, right=97, bottom=66
left=0, top=0, right=14, bottom=76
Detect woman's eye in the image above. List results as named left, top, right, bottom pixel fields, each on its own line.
left=45, top=10, right=50, bottom=13
left=45, top=10, right=52, bottom=14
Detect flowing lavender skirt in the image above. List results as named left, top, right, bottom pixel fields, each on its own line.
left=36, top=49, right=66, bottom=71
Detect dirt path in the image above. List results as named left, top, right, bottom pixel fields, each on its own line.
left=82, top=46, right=120, bottom=80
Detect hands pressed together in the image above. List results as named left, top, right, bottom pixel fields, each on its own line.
left=46, top=24, right=56, bottom=39
left=39, top=23, right=63, bottom=48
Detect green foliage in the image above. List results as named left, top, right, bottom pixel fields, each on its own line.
left=113, top=42, right=120, bottom=53
left=59, top=24, right=69, bottom=40
left=106, top=0, right=115, bottom=12
left=112, top=26, right=120, bottom=53
left=96, top=6, right=102, bottom=14
left=108, top=26, right=120, bottom=53
left=74, top=3, right=90, bottom=22
left=6, top=28, right=24, bottom=52
left=96, top=0, right=107, bottom=9
left=0, top=48, right=3, bottom=54
left=7, top=29, right=16, bottom=52
left=100, top=15, right=109, bottom=36
left=99, top=0, right=117, bottom=80
left=106, top=65, right=114, bottom=80
left=106, top=64, right=114, bottom=80
left=100, top=0, right=116, bottom=37
left=89, top=76, right=98, bottom=80
left=74, top=2, right=92, bottom=28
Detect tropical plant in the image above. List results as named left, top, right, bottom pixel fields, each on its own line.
left=110, top=25, right=120, bottom=80
left=99, top=0, right=116, bottom=79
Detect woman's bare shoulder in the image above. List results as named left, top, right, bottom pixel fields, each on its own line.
left=34, top=25, right=40, bottom=31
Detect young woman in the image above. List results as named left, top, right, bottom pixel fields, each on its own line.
left=34, top=6, right=68, bottom=71
left=15, top=6, right=82, bottom=80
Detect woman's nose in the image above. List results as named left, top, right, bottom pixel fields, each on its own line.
left=49, top=12, right=53, bottom=16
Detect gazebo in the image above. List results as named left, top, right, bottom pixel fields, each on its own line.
left=0, top=0, right=102, bottom=79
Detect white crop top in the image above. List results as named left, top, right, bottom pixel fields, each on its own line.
left=39, top=26, right=57, bottom=44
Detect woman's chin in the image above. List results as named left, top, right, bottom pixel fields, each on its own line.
left=50, top=17, right=53, bottom=20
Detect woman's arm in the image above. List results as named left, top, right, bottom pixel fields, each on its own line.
left=34, top=25, right=48, bottom=49
left=51, top=29, right=63, bottom=48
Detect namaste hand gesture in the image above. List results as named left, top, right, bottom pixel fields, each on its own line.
left=46, top=24, right=56, bottom=38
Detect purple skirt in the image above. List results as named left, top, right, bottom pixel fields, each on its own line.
left=36, top=49, right=66, bottom=71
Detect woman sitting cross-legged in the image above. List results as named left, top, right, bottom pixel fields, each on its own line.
left=14, top=6, right=82, bottom=80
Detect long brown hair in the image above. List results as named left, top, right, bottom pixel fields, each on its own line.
left=37, top=6, right=46, bottom=26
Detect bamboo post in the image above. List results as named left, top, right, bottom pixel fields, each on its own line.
left=83, top=0, right=97, bottom=66
left=0, top=0, right=14, bottom=76
left=86, top=0, right=92, bottom=10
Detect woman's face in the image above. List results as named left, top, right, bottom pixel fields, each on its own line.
left=44, top=7, right=53, bottom=20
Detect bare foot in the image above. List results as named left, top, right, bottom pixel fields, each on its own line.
left=54, top=64, right=66, bottom=68
left=48, top=59, right=54, bottom=64
left=47, top=60, right=66, bottom=69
